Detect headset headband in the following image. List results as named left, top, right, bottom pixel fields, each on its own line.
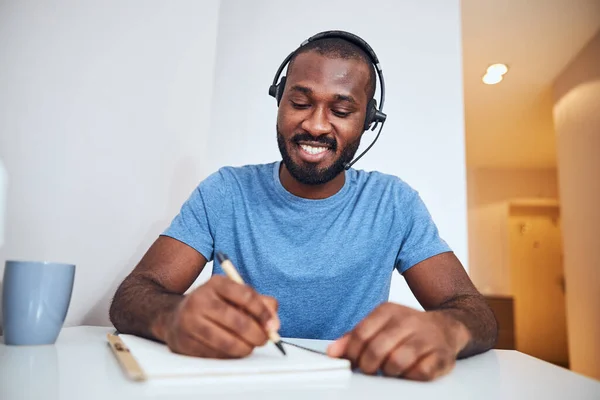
left=270, top=30, right=386, bottom=129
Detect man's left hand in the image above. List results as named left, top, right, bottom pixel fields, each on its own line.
left=326, top=302, right=471, bottom=381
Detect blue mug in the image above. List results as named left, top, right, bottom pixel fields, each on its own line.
left=2, top=260, right=75, bottom=345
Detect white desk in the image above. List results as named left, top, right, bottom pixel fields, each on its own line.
left=1, top=326, right=598, bottom=400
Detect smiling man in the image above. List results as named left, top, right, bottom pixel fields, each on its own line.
left=109, top=31, right=497, bottom=381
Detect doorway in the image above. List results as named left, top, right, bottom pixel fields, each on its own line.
left=508, top=202, right=569, bottom=367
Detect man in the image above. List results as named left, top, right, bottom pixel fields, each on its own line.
left=109, top=32, right=497, bottom=381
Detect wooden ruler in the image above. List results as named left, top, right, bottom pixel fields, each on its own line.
left=106, top=333, right=146, bottom=381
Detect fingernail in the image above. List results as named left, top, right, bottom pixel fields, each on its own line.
left=266, top=319, right=279, bottom=332
left=327, top=341, right=340, bottom=356
left=326, top=343, right=334, bottom=355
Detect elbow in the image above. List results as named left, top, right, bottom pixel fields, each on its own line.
left=108, top=281, right=130, bottom=333
left=484, top=301, right=500, bottom=351
left=491, top=313, right=500, bottom=349
left=108, top=292, right=122, bottom=331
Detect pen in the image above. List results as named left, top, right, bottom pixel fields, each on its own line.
left=216, top=251, right=286, bottom=356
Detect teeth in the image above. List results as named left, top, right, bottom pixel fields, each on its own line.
left=300, top=144, right=329, bottom=155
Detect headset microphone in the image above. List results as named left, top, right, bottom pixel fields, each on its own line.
left=344, top=117, right=386, bottom=170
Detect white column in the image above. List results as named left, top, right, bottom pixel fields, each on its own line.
left=553, top=32, right=600, bottom=380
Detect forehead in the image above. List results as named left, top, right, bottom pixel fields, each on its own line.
left=286, top=51, right=371, bottom=101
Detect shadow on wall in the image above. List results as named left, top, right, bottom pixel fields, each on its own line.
left=553, top=39, right=600, bottom=105
left=80, top=157, right=205, bottom=327
left=79, top=221, right=168, bottom=327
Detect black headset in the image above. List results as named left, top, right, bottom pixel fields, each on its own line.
left=269, top=30, right=388, bottom=169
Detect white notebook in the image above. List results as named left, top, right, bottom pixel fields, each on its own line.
left=113, top=334, right=351, bottom=382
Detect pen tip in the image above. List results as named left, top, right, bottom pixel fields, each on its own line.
left=275, top=341, right=286, bottom=356
left=216, top=252, right=227, bottom=263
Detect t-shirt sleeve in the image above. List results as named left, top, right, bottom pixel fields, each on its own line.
left=395, top=190, right=452, bottom=274
left=160, top=171, right=227, bottom=262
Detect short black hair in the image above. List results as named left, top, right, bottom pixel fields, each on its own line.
left=287, top=37, right=377, bottom=100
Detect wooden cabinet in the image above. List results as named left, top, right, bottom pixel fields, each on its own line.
left=485, top=295, right=515, bottom=350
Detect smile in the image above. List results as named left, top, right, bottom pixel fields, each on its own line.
left=295, top=141, right=334, bottom=163
left=299, top=144, right=330, bottom=155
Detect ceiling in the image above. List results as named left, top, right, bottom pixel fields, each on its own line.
left=461, top=0, right=600, bottom=169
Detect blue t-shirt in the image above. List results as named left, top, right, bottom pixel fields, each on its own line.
left=162, top=162, right=451, bottom=340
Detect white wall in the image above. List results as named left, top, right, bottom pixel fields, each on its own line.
left=0, top=0, right=221, bottom=326
left=467, top=168, right=559, bottom=295
left=553, top=30, right=600, bottom=380
left=0, top=160, right=6, bottom=247
left=208, top=0, right=467, bottom=309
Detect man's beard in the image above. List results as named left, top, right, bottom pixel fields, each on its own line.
left=276, top=127, right=361, bottom=185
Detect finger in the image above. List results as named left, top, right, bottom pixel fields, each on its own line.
left=381, top=337, right=431, bottom=377
left=261, top=295, right=279, bottom=313
left=344, top=304, right=395, bottom=364
left=169, top=330, right=229, bottom=359
left=431, top=351, right=455, bottom=379
left=402, top=350, right=455, bottom=381
left=327, top=334, right=350, bottom=358
left=204, top=295, right=269, bottom=347
left=212, top=276, right=278, bottom=330
left=188, top=312, right=254, bottom=358
left=260, top=295, right=280, bottom=330
left=357, top=324, right=413, bottom=375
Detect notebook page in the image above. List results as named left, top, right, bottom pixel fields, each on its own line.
left=119, top=334, right=350, bottom=379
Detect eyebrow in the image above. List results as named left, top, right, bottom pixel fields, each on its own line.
left=334, top=94, right=357, bottom=105
left=289, top=85, right=358, bottom=105
left=290, top=85, right=313, bottom=95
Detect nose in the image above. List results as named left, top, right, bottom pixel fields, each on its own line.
left=301, top=106, right=332, bottom=137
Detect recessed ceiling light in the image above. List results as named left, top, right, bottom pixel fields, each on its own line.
left=482, top=73, right=503, bottom=85
left=486, top=63, right=508, bottom=76
left=482, top=63, right=508, bottom=85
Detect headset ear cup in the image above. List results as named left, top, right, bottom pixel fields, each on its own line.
left=276, top=76, right=287, bottom=105
left=268, top=76, right=287, bottom=106
left=268, top=84, right=278, bottom=99
left=364, top=99, right=377, bottom=131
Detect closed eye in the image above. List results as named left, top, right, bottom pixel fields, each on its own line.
left=332, top=110, right=351, bottom=118
left=290, top=101, right=310, bottom=110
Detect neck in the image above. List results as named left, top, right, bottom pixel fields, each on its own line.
left=279, top=163, right=346, bottom=200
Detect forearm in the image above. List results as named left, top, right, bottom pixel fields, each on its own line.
left=109, top=275, right=182, bottom=341
left=432, top=294, right=498, bottom=358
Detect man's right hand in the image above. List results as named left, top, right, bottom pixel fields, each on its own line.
left=154, top=275, right=280, bottom=358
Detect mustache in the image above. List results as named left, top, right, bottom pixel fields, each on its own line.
left=291, top=132, right=337, bottom=150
